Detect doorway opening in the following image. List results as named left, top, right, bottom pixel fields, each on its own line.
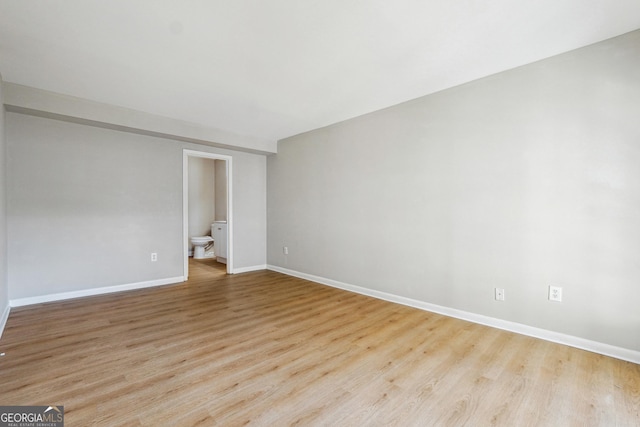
left=183, top=149, right=233, bottom=278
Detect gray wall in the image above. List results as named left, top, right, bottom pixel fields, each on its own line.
left=0, top=75, right=8, bottom=323
left=7, top=112, right=267, bottom=300
left=215, top=159, right=228, bottom=222
left=188, top=156, right=216, bottom=249
left=268, top=30, right=640, bottom=351
left=233, top=152, right=267, bottom=269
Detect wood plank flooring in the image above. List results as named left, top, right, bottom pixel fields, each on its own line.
left=1, top=259, right=639, bottom=426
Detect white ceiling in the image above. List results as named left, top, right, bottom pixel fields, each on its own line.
left=1, top=1, right=640, bottom=142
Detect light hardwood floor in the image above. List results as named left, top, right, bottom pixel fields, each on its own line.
left=1, top=259, right=639, bottom=426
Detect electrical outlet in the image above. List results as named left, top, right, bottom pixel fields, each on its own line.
left=549, top=285, right=562, bottom=302
left=283, top=246, right=289, bottom=255
left=151, top=253, right=158, bottom=262
left=495, top=288, right=505, bottom=301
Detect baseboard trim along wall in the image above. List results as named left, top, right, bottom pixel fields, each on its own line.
left=9, top=276, right=185, bottom=308
left=0, top=304, right=10, bottom=340
left=267, top=265, right=640, bottom=365
left=233, top=264, right=267, bottom=274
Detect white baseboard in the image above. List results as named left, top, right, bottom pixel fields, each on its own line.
left=9, top=276, right=185, bottom=308
left=233, top=264, right=267, bottom=274
left=267, top=265, right=640, bottom=365
left=0, top=303, right=10, bottom=340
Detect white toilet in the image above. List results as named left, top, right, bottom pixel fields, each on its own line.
left=190, top=224, right=215, bottom=259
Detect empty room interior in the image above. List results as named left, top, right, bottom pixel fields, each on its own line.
left=1, top=1, right=639, bottom=425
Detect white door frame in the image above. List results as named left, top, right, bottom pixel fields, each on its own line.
left=183, top=149, right=233, bottom=278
